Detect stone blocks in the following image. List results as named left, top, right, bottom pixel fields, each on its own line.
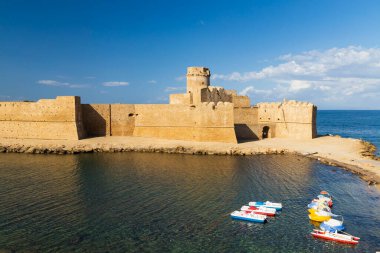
left=0, top=96, right=85, bottom=140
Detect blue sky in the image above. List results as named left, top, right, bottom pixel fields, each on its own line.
left=1, top=0, right=380, bottom=109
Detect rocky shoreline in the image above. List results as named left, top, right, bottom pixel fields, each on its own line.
left=0, top=136, right=379, bottom=188
left=0, top=141, right=287, bottom=155
left=360, top=140, right=380, bottom=161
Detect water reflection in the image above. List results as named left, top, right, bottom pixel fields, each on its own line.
left=0, top=152, right=379, bottom=252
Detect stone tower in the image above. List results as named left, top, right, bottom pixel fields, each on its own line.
left=186, top=67, right=210, bottom=104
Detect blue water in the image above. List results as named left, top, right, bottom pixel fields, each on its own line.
left=318, top=110, right=380, bottom=156
left=0, top=153, right=379, bottom=252
left=0, top=111, right=379, bottom=252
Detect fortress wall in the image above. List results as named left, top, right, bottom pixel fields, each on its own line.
left=133, top=103, right=237, bottom=143
left=234, top=107, right=258, bottom=125
left=270, top=122, right=314, bottom=139
left=110, top=104, right=135, bottom=136
left=257, top=101, right=317, bottom=139
left=0, top=96, right=78, bottom=122
left=234, top=107, right=261, bottom=140
left=196, top=102, right=235, bottom=127
left=0, top=121, right=83, bottom=140
left=0, top=96, right=85, bottom=140
left=82, top=104, right=111, bottom=137
left=0, top=67, right=317, bottom=143
left=169, top=93, right=191, bottom=104
left=82, top=104, right=135, bottom=137
left=232, top=95, right=251, bottom=108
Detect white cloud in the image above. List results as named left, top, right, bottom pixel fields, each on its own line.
left=175, top=75, right=186, bottom=81
left=214, top=46, right=380, bottom=108
left=68, top=84, right=88, bottom=88
left=214, top=46, right=380, bottom=82
left=102, top=81, right=129, bottom=87
left=148, top=80, right=157, bottom=84
left=318, top=85, right=331, bottom=91
left=37, top=80, right=88, bottom=88
left=164, top=86, right=185, bottom=92
left=361, top=92, right=380, bottom=98
left=239, top=86, right=254, bottom=96
left=239, top=86, right=273, bottom=96
left=289, top=80, right=311, bottom=92
left=0, top=95, right=11, bottom=101
left=38, top=80, right=64, bottom=86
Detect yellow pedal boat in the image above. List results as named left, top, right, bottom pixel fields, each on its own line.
left=308, top=209, right=332, bottom=222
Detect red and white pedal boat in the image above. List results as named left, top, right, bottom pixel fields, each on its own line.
left=311, top=229, right=360, bottom=245
left=240, top=205, right=276, bottom=216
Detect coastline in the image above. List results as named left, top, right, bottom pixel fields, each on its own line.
left=0, top=136, right=379, bottom=188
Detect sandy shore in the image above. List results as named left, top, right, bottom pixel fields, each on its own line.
left=0, top=136, right=379, bottom=187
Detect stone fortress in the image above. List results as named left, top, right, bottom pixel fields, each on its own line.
left=0, top=67, right=317, bottom=143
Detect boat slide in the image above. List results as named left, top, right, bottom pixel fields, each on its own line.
left=311, top=229, right=359, bottom=245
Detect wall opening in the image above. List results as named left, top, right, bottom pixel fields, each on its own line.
left=262, top=126, right=270, bottom=139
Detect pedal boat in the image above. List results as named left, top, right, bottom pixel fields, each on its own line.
left=317, top=191, right=333, bottom=207
left=311, top=229, right=359, bottom=245
left=230, top=210, right=267, bottom=223
left=240, top=205, right=276, bottom=216
left=308, top=200, right=331, bottom=211
left=308, top=207, right=332, bottom=214
left=248, top=201, right=282, bottom=211
left=320, top=216, right=345, bottom=231
left=308, top=209, right=332, bottom=222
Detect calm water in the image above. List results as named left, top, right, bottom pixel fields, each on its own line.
left=0, top=153, right=379, bottom=252
left=318, top=110, right=380, bottom=156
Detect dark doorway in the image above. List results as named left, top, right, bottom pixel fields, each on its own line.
left=262, top=126, right=270, bottom=139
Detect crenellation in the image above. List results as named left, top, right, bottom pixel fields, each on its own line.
left=187, top=67, right=211, bottom=77
left=0, top=66, right=316, bottom=143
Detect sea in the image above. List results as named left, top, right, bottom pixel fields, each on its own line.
left=318, top=110, right=380, bottom=156
left=0, top=110, right=379, bottom=252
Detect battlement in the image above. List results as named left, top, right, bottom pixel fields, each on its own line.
left=184, top=67, right=252, bottom=107
left=200, top=101, right=234, bottom=109
left=207, top=86, right=224, bottom=91
left=257, top=100, right=315, bottom=108
left=187, top=67, right=210, bottom=77
left=0, top=67, right=317, bottom=143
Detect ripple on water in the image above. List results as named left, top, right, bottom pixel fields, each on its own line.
left=0, top=152, right=379, bottom=252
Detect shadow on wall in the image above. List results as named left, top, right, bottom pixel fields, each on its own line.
left=82, top=105, right=109, bottom=137
left=234, top=124, right=259, bottom=143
